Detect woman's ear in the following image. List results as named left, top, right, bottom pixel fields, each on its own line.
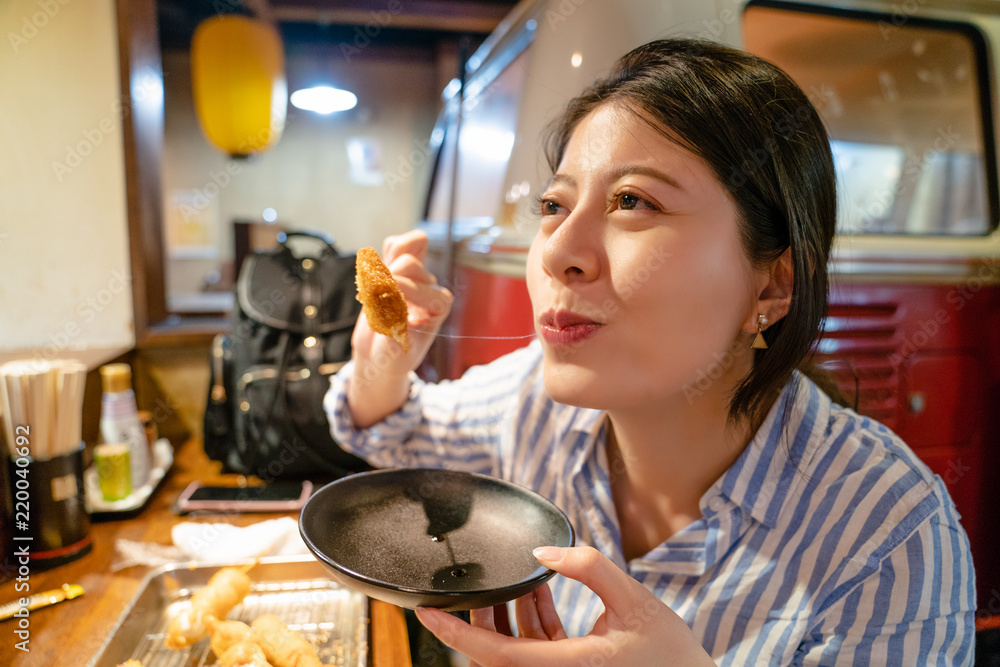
left=745, top=247, right=793, bottom=331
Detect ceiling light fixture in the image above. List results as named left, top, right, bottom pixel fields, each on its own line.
left=290, top=85, right=358, bottom=114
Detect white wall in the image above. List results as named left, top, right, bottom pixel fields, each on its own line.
left=0, top=0, right=134, bottom=356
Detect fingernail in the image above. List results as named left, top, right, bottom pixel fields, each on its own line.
left=415, top=607, right=439, bottom=631
left=533, top=546, right=565, bottom=563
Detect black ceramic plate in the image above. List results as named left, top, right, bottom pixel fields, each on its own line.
left=299, top=468, right=575, bottom=611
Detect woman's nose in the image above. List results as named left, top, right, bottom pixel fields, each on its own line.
left=540, top=207, right=602, bottom=284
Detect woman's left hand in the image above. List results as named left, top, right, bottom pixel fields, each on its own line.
left=414, top=546, right=716, bottom=666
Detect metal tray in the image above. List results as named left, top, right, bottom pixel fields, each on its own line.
left=86, top=555, right=368, bottom=667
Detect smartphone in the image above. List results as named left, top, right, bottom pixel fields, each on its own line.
left=176, top=480, right=313, bottom=513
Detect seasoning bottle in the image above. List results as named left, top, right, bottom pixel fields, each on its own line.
left=99, top=363, right=150, bottom=489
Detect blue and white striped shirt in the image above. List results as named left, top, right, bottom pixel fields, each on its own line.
left=326, top=341, right=975, bottom=664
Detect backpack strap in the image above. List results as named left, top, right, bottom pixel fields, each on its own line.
left=277, top=230, right=338, bottom=255
left=250, top=329, right=293, bottom=473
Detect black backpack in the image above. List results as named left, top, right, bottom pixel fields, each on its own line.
left=203, top=231, right=371, bottom=480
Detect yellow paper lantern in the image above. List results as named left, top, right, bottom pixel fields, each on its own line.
left=191, top=15, right=287, bottom=158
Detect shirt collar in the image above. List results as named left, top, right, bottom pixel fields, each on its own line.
left=628, top=374, right=830, bottom=576
left=564, top=373, right=831, bottom=576
left=568, top=404, right=606, bottom=435
left=712, top=372, right=830, bottom=529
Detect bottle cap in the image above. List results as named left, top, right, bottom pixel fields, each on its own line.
left=99, top=363, right=133, bottom=394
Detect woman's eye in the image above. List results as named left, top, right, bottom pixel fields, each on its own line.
left=616, top=193, right=656, bottom=211
left=540, top=199, right=564, bottom=216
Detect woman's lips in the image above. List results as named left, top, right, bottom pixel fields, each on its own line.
left=539, top=311, right=603, bottom=347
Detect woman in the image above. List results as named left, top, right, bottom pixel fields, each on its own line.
left=326, top=38, right=975, bottom=664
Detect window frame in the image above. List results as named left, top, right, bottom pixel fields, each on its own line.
left=744, top=0, right=999, bottom=238
left=117, top=0, right=229, bottom=348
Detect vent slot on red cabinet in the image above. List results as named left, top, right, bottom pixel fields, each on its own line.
left=814, top=302, right=901, bottom=428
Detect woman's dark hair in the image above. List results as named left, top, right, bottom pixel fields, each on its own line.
left=544, top=38, right=837, bottom=428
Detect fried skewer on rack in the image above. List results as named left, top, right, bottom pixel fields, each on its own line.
left=209, top=619, right=279, bottom=667
left=218, top=641, right=275, bottom=667
left=209, top=619, right=254, bottom=656
left=251, top=614, right=327, bottom=667
left=356, top=246, right=410, bottom=352
left=164, top=566, right=252, bottom=649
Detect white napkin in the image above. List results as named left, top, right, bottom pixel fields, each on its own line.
left=171, top=517, right=309, bottom=562
left=111, top=517, right=311, bottom=570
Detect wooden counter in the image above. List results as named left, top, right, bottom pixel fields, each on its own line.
left=0, top=438, right=411, bottom=666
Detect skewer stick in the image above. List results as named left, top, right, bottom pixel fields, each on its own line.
left=0, top=372, right=14, bottom=456
left=238, top=559, right=260, bottom=575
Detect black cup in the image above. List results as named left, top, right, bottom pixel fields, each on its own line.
left=4, top=445, right=92, bottom=572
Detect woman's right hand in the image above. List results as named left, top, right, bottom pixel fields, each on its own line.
left=416, top=546, right=717, bottom=667
left=348, top=230, right=452, bottom=427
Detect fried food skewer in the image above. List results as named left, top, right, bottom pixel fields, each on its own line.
left=218, top=641, right=275, bottom=667
left=251, top=614, right=326, bottom=667
left=164, top=566, right=252, bottom=649
left=209, top=618, right=255, bottom=657
left=356, top=246, right=410, bottom=352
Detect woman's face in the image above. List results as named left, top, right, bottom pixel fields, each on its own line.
left=527, top=102, right=763, bottom=411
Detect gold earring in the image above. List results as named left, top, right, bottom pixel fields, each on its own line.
left=751, top=314, right=768, bottom=349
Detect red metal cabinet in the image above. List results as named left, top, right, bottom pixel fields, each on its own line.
left=816, top=281, right=1000, bottom=605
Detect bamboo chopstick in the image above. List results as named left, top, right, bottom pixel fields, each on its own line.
left=0, top=374, right=13, bottom=456
left=0, top=358, right=87, bottom=460
left=2, top=363, right=24, bottom=457
left=52, top=360, right=86, bottom=456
